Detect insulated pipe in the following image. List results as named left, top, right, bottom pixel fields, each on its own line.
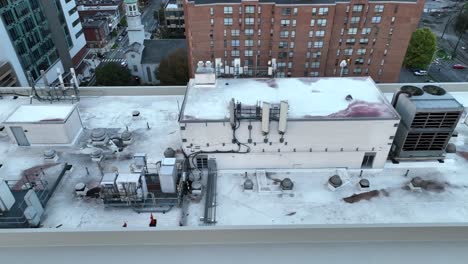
left=391, top=90, right=412, bottom=108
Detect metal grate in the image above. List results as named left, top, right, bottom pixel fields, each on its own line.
left=196, top=155, right=208, bottom=169
left=236, top=103, right=281, bottom=120
left=411, top=112, right=460, bottom=129
left=402, top=132, right=451, bottom=151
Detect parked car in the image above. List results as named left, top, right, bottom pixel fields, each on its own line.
left=452, top=64, right=467, bottom=69
left=413, top=69, right=428, bottom=76
left=120, top=61, right=128, bottom=67
left=117, top=36, right=123, bottom=42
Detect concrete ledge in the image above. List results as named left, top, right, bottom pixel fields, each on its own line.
left=1, top=82, right=467, bottom=97
left=0, top=223, right=468, bottom=247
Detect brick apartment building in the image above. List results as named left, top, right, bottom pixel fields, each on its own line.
left=184, top=0, right=424, bottom=82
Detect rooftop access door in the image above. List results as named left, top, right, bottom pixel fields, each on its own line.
left=10, top=126, right=30, bottom=146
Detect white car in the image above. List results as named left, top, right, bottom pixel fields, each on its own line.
left=413, top=70, right=428, bottom=76
left=120, top=61, right=128, bottom=67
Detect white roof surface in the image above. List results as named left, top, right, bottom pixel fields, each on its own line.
left=5, top=104, right=75, bottom=123
left=0, top=93, right=467, bottom=229
left=182, top=77, right=398, bottom=120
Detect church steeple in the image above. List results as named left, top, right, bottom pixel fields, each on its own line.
left=125, top=0, right=145, bottom=44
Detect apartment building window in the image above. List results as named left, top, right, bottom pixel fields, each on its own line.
left=315, top=30, right=325, bottom=37
left=348, top=28, right=357, bottom=35
left=245, top=18, right=254, bottom=25
left=239, top=6, right=242, bottom=14
left=258, top=6, right=262, bottom=14
left=258, top=40, right=261, bottom=46
left=346, top=5, right=350, bottom=12
left=224, top=39, right=227, bottom=47
left=232, top=50, right=240, bottom=57
left=75, top=29, right=83, bottom=39
left=291, top=31, right=296, bottom=38
left=224, top=50, right=227, bottom=57
left=353, top=67, right=362, bottom=74
left=365, top=68, right=369, bottom=74
left=224, top=6, right=233, bottom=14
left=360, top=38, right=369, bottom=44
left=307, top=41, right=312, bottom=48
left=245, top=29, right=254, bottom=35
left=288, top=52, right=293, bottom=58
left=290, top=42, right=295, bottom=48
left=231, top=39, right=240, bottom=46
left=245, top=39, right=253, bottom=46
left=362, top=28, right=371, bottom=35
left=258, top=29, right=262, bottom=36
left=288, top=62, right=293, bottom=68
left=318, top=7, right=328, bottom=15
left=305, top=62, right=309, bottom=68
left=378, top=69, right=383, bottom=75
left=245, top=5, right=255, bottom=14
left=310, top=19, right=315, bottom=26
left=279, top=52, right=287, bottom=59
left=280, top=31, right=289, bottom=38
left=224, top=18, right=234, bottom=26
left=314, top=41, right=323, bottom=48
left=281, top=19, right=290, bottom=26
left=210, top=8, right=214, bottom=15
left=312, top=8, right=316, bottom=15
left=350, top=16, right=360, bottom=24
left=309, top=30, right=314, bottom=37
left=384, top=49, right=388, bottom=55
left=355, top=58, right=364, bottom=64
left=381, top=59, right=385, bottom=66
left=310, top=72, right=319, bottom=77
left=279, top=41, right=288, bottom=48
left=277, top=72, right=286, bottom=78
left=374, top=5, right=384, bottom=13
left=367, top=58, right=372, bottom=65
left=231, top=29, right=240, bottom=36
left=341, top=28, right=344, bottom=35
left=277, top=62, right=286, bottom=68
left=210, top=40, right=214, bottom=47
left=391, top=16, right=396, bottom=24
left=292, top=19, right=296, bottom=27
left=317, top=19, right=327, bottom=26
left=211, top=18, right=214, bottom=25
left=372, top=16, right=381, bottom=24
left=306, top=51, right=311, bottom=58
left=72, top=18, right=80, bottom=27
left=353, top=4, right=364, bottom=12
left=282, top=8, right=291, bottom=16
left=311, top=62, right=320, bottom=68
left=344, top=48, right=353, bottom=55
left=370, top=48, right=374, bottom=54
left=293, top=8, right=298, bottom=15
left=258, top=18, right=261, bottom=24
left=68, top=6, right=77, bottom=15
left=313, top=51, right=321, bottom=58
left=224, top=29, right=227, bottom=36
left=346, top=38, right=355, bottom=44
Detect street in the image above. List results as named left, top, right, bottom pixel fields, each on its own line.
left=416, top=0, right=468, bottom=82
left=141, top=0, right=162, bottom=34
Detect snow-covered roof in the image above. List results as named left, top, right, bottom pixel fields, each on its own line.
left=181, top=77, right=399, bottom=121
left=4, top=104, right=76, bottom=123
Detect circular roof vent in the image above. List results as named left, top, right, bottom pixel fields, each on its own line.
left=400, top=85, right=424, bottom=96
left=423, top=85, right=446, bottom=96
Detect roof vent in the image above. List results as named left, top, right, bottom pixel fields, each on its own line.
left=423, top=85, right=446, bottom=96
left=400, top=85, right=424, bottom=96
left=345, top=94, right=353, bottom=101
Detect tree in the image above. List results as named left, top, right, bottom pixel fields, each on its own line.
left=96, top=63, right=133, bottom=86
left=155, top=49, right=189, bottom=85
left=454, top=4, right=468, bottom=34
left=403, top=28, right=437, bottom=69
left=119, top=17, right=127, bottom=28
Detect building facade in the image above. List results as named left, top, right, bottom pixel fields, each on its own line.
left=83, top=19, right=110, bottom=48
left=0, top=0, right=87, bottom=86
left=183, top=0, right=424, bottom=83
left=76, top=0, right=125, bottom=33
left=0, top=61, right=18, bottom=87
left=164, top=0, right=185, bottom=33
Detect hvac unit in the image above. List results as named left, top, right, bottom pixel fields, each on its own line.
left=390, top=85, right=463, bottom=161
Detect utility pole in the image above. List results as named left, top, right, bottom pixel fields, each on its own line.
left=441, top=2, right=465, bottom=39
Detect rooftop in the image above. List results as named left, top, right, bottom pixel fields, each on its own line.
left=188, top=0, right=418, bottom=5
left=141, top=39, right=186, bottom=64
left=0, top=89, right=467, bottom=229
left=181, top=77, right=399, bottom=121
left=4, top=104, right=76, bottom=123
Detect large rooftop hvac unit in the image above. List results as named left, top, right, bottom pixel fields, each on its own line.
left=390, top=85, right=463, bottom=162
